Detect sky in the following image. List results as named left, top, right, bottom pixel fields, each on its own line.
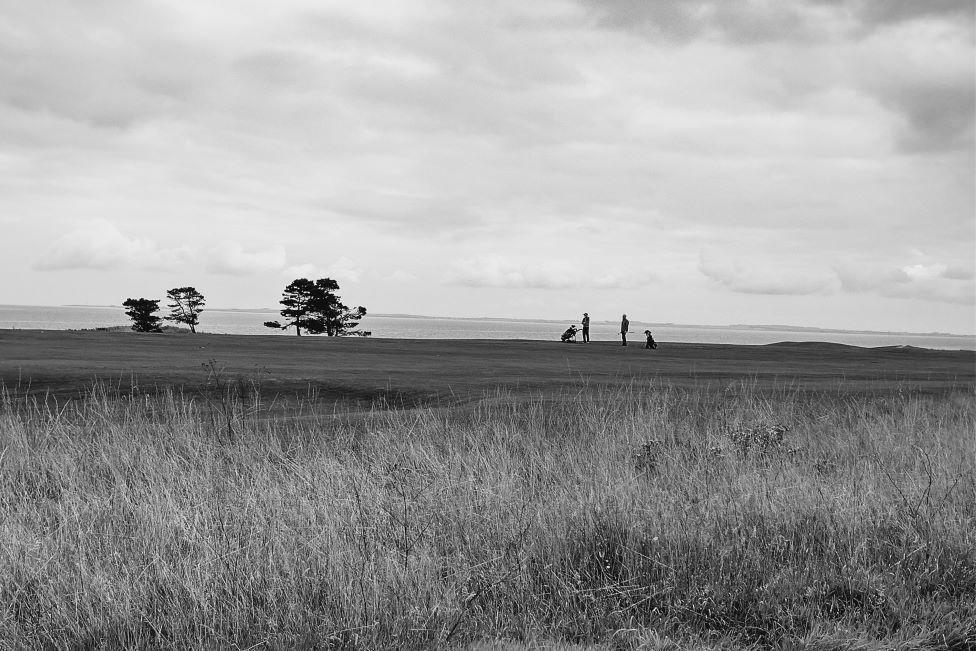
left=1, top=0, right=973, bottom=334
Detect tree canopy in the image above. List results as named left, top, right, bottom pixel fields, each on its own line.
left=122, top=298, right=162, bottom=333
left=165, top=286, right=205, bottom=333
left=264, top=278, right=366, bottom=336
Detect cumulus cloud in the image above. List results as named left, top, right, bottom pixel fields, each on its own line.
left=282, top=263, right=330, bottom=280
left=836, top=262, right=975, bottom=304
left=33, top=223, right=364, bottom=289
left=203, top=246, right=363, bottom=281
left=698, top=249, right=837, bottom=296
left=450, top=257, right=653, bottom=290
left=34, top=219, right=191, bottom=271
left=205, top=242, right=287, bottom=275
left=283, top=256, right=363, bottom=283
left=902, top=263, right=947, bottom=281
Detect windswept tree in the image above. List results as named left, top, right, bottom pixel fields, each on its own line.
left=122, top=298, right=162, bottom=333
left=264, top=277, right=367, bottom=336
left=165, top=286, right=205, bottom=333
left=263, top=278, right=318, bottom=336
left=309, top=277, right=368, bottom=337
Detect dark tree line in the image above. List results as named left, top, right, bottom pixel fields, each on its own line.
left=122, top=278, right=366, bottom=337
left=122, top=287, right=206, bottom=332
left=264, top=277, right=366, bottom=336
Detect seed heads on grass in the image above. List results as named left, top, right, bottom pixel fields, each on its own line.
left=726, top=423, right=792, bottom=457
left=632, top=439, right=664, bottom=474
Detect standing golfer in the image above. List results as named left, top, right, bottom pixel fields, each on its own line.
left=581, top=312, right=590, bottom=342
left=620, top=314, right=629, bottom=346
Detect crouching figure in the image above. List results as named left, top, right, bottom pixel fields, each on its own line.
left=644, top=330, right=657, bottom=349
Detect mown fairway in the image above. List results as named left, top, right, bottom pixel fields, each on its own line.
left=1, top=330, right=972, bottom=403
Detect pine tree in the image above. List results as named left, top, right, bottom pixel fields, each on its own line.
left=122, top=298, right=163, bottom=333
left=264, top=278, right=366, bottom=336
left=165, top=286, right=205, bottom=333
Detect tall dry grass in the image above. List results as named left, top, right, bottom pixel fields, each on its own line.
left=1, top=379, right=973, bottom=649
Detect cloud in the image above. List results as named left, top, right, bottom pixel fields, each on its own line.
left=579, top=0, right=974, bottom=154
left=698, top=250, right=837, bottom=296
left=855, top=0, right=975, bottom=29
left=450, top=257, right=653, bottom=289
left=578, top=0, right=854, bottom=45
left=33, top=222, right=364, bottom=288
left=902, top=263, right=947, bottom=281
left=581, top=0, right=974, bottom=43
left=385, top=269, right=417, bottom=283
left=836, top=261, right=975, bottom=304
left=853, top=19, right=975, bottom=153
left=0, top=2, right=216, bottom=132
left=34, top=219, right=191, bottom=271
left=943, top=264, right=976, bottom=281
left=325, top=256, right=363, bottom=283
left=205, top=242, right=287, bottom=275
left=283, top=256, right=363, bottom=283
left=203, top=246, right=363, bottom=281
left=886, top=82, right=974, bottom=153
left=282, top=263, right=330, bottom=280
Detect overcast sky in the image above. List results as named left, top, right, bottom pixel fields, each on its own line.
left=1, top=0, right=973, bottom=333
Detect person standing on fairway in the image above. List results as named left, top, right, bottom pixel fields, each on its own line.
left=620, top=314, right=629, bottom=346
left=581, top=312, right=590, bottom=343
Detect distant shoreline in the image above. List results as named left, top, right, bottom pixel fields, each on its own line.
left=29, top=304, right=972, bottom=339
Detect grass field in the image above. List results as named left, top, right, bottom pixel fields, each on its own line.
left=2, top=330, right=973, bottom=402
left=1, top=331, right=974, bottom=648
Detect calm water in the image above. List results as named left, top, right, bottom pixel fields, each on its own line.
left=1, top=304, right=973, bottom=350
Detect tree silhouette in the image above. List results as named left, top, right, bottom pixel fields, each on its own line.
left=165, top=286, right=205, bottom=333
left=264, top=278, right=366, bottom=336
left=265, top=278, right=317, bottom=336
left=122, top=298, right=162, bottom=333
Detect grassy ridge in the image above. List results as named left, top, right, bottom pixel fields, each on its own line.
left=2, top=381, right=974, bottom=648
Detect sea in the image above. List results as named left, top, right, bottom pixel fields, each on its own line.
left=1, top=304, right=973, bottom=350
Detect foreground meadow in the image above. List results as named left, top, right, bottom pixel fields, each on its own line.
left=1, top=380, right=974, bottom=649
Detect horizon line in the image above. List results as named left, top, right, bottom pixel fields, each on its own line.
left=0, top=303, right=969, bottom=339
